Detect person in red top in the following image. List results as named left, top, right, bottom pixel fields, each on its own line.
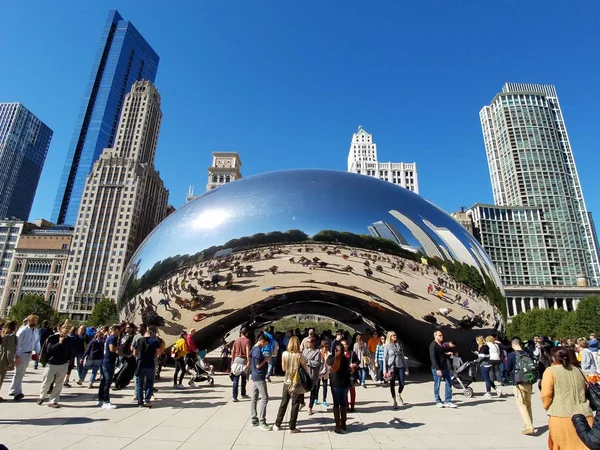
left=185, top=329, right=198, bottom=353
left=231, top=327, right=251, bottom=402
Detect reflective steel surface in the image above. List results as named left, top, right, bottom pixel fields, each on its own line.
left=118, top=169, right=505, bottom=362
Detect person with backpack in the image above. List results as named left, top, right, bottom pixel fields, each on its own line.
left=505, top=337, right=538, bottom=436
left=171, top=333, right=188, bottom=389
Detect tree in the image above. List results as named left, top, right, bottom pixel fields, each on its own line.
left=88, top=299, right=118, bottom=327
left=572, top=296, right=600, bottom=335
left=7, top=294, right=56, bottom=324
left=506, top=307, right=569, bottom=341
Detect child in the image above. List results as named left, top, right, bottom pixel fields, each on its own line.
left=451, top=351, right=463, bottom=372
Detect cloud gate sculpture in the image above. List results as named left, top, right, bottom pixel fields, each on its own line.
left=118, top=169, right=505, bottom=363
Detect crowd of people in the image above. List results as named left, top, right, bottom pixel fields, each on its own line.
left=4, top=314, right=600, bottom=448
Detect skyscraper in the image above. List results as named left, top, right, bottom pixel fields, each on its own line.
left=480, top=83, right=600, bottom=286
left=59, top=81, right=169, bottom=320
left=347, top=126, right=419, bottom=193
left=52, top=10, right=159, bottom=226
left=0, top=103, right=53, bottom=220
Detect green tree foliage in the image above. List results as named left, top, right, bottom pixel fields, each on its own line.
left=506, top=308, right=569, bottom=340
left=88, top=299, right=118, bottom=327
left=507, top=296, right=600, bottom=339
left=7, top=294, right=57, bottom=324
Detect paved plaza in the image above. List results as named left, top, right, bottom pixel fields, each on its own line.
left=0, top=366, right=549, bottom=450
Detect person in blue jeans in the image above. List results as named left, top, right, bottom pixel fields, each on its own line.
left=81, top=332, right=105, bottom=387
left=98, top=325, right=121, bottom=410
left=133, top=325, right=161, bottom=408
left=429, top=330, right=457, bottom=408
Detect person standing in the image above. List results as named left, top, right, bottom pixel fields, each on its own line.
left=327, top=342, right=351, bottom=434
left=383, top=331, right=408, bottom=409
left=577, top=339, right=597, bottom=376
left=0, top=320, right=18, bottom=401
left=249, top=333, right=272, bottom=431
left=302, top=336, right=323, bottom=415
left=352, top=335, right=370, bottom=388
left=475, top=335, right=501, bottom=398
left=274, top=336, right=307, bottom=434
left=430, top=330, right=457, bottom=408
left=37, top=322, right=73, bottom=407
left=231, top=327, right=251, bottom=401
left=589, top=333, right=599, bottom=369
left=34, top=320, right=53, bottom=370
left=99, top=324, right=121, bottom=409
left=81, top=331, right=105, bottom=388
left=9, top=315, right=40, bottom=401
left=375, top=335, right=385, bottom=384
left=171, top=333, right=188, bottom=389
left=505, top=338, right=536, bottom=435
left=541, top=346, right=592, bottom=449
left=367, top=331, right=380, bottom=381
left=133, top=325, right=161, bottom=408
left=318, top=341, right=330, bottom=407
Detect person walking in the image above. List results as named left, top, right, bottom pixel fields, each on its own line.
left=383, top=331, right=408, bottom=409
left=37, top=322, right=73, bottom=407
left=81, top=331, right=104, bottom=388
left=171, top=333, right=188, bottom=389
left=430, top=330, right=457, bottom=408
left=588, top=333, right=599, bottom=371
left=231, top=327, right=251, bottom=401
left=541, top=346, right=592, bottom=449
left=274, top=336, right=307, bottom=434
left=327, top=342, right=351, bottom=434
left=302, top=336, right=323, bottom=415
left=249, top=333, right=272, bottom=430
left=342, top=339, right=359, bottom=412
left=475, top=335, right=501, bottom=398
left=0, top=320, right=17, bottom=401
left=69, top=325, right=87, bottom=385
left=353, top=334, right=370, bottom=388
left=98, top=324, right=121, bottom=409
left=133, top=325, right=161, bottom=408
left=505, top=338, right=537, bottom=435
left=9, top=315, right=40, bottom=401
left=367, top=331, right=380, bottom=381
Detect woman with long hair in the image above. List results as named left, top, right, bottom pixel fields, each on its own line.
left=317, top=341, right=330, bottom=407
left=81, top=331, right=105, bottom=388
left=302, top=336, right=323, bottom=416
left=352, top=334, right=370, bottom=388
left=274, top=336, right=308, bottom=434
left=541, top=346, right=592, bottom=449
left=327, top=342, right=351, bottom=434
left=0, top=320, right=17, bottom=401
left=474, top=335, right=501, bottom=398
left=383, top=331, right=408, bottom=409
left=341, top=339, right=359, bottom=412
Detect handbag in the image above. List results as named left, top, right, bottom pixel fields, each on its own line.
left=578, top=368, right=600, bottom=411
left=298, top=365, right=313, bottom=392
left=383, top=369, right=394, bottom=382
left=288, top=367, right=307, bottom=395
left=362, top=355, right=371, bottom=366
left=230, top=357, right=246, bottom=376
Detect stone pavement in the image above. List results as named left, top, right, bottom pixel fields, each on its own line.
left=0, top=366, right=548, bottom=450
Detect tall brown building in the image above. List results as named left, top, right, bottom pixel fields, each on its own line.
left=59, top=81, right=169, bottom=320
left=0, top=222, right=72, bottom=316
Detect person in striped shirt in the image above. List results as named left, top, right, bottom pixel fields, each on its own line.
left=375, top=335, right=386, bottom=384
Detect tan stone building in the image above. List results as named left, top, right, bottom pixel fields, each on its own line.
left=0, top=224, right=73, bottom=316
left=206, top=152, right=242, bottom=191
left=59, top=81, right=169, bottom=320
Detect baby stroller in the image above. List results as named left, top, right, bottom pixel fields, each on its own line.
left=186, top=354, right=215, bottom=387
left=451, top=360, right=477, bottom=398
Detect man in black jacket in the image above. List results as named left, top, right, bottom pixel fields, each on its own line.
left=37, top=322, right=74, bottom=407
left=429, top=330, right=457, bottom=408
left=34, top=320, right=53, bottom=370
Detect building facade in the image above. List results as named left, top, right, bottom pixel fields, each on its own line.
left=0, top=224, right=73, bottom=316
left=480, top=83, right=600, bottom=286
left=59, top=81, right=169, bottom=320
left=52, top=10, right=159, bottom=226
left=450, top=208, right=474, bottom=235
left=0, top=103, right=53, bottom=220
left=206, top=152, right=243, bottom=191
left=347, top=126, right=419, bottom=194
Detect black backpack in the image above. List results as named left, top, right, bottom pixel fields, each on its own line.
left=514, top=352, right=538, bottom=384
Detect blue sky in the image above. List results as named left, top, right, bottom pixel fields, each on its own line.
left=1, top=1, right=599, bottom=221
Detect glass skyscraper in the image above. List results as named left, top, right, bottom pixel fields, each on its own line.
left=480, top=83, right=600, bottom=286
left=52, top=10, right=159, bottom=225
left=0, top=103, right=53, bottom=220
